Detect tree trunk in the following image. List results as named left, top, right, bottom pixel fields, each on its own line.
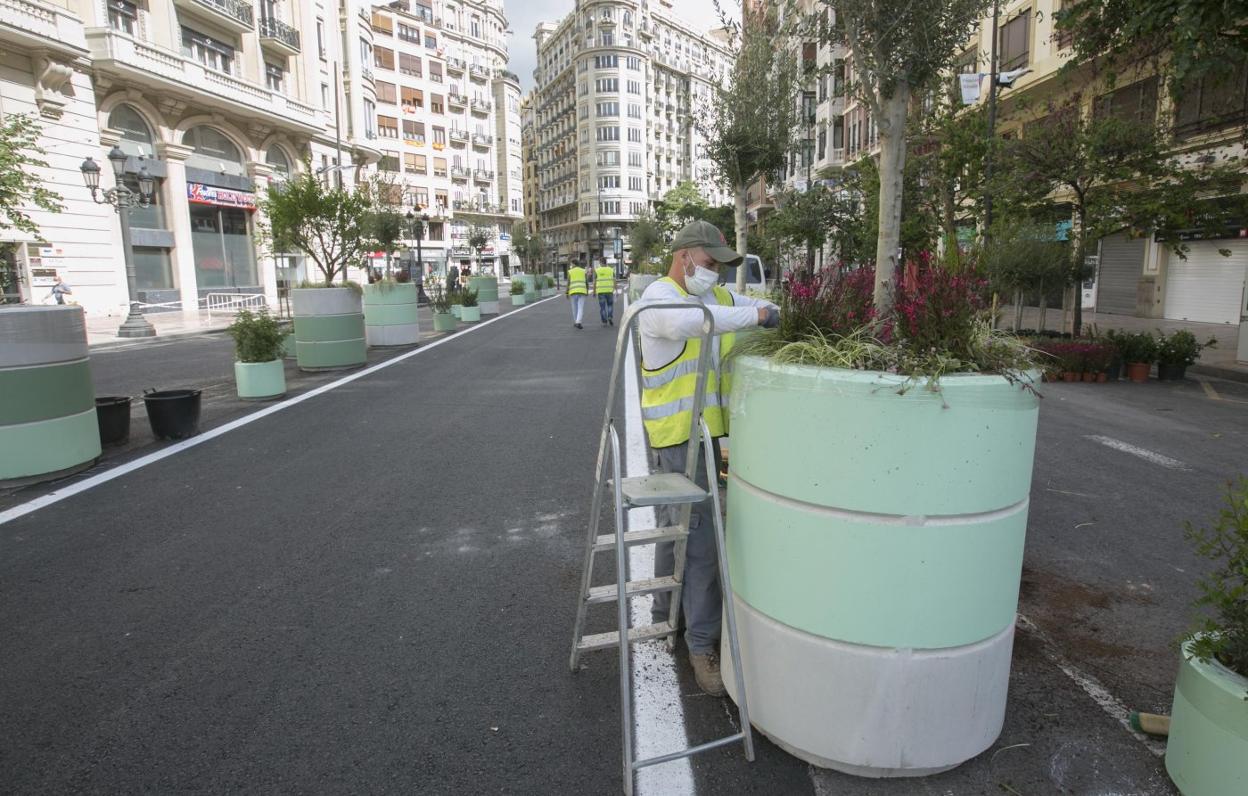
left=873, top=83, right=910, bottom=314
left=734, top=183, right=749, bottom=292
left=1072, top=206, right=1086, bottom=337
left=1037, top=281, right=1047, bottom=332
left=941, top=176, right=959, bottom=270
left=1013, top=289, right=1023, bottom=331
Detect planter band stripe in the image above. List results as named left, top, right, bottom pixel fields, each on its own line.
left=0, top=358, right=94, bottom=425
left=640, top=392, right=724, bottom=421
left=0, top=408, right=100, bottom=481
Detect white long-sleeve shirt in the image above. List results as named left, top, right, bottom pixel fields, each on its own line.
left=636, top=278, right=776, bottom=371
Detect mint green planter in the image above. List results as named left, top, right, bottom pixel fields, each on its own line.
left=628, top=274, right=659, bottom=302
left=433, top=312, right=457, bottom=332
left=469, top=276, right=500, bottom=315
left=515, top=274, right=537, bottom=295
left=234, top=360, right=286, bottom=401
left=363, top=282, right=420, bottom=346
left=1166, top=638, right=1248, bottom=795
left=0, top=306, right=100, bottom=484
left=460, top=305, right=481, bottom=323
left=511, top=293, right=527, bottom=306
left=451, top=304, right=463, bottom=319
left=281, top=330, right=297, bottom=360
left=721, top=356, right=1040, bottom=777
left=291, top=288, right=366, bottom=372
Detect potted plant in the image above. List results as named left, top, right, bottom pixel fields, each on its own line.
left=1101, top=329, right=1125, bottom=380
left=722, top=263, right=1041, bottom=777
left=469, top=274, right=500, bottom=315
left=363, top=276, right=421, bottom=347
left=542, top=274, right=556, bottom=298
left=226, top=309, right=287, bottom=401
left=289, top=281, right=367, bottom=371
left=0, top=305, right=101, bottom=485
left=459, top=287, right=481, bottom=322
left=1165, top=478, right=1248, bottom=795
left=1084, top=342, right=1115, bottom=383
left=510, top=279, right=527, bottom=306
left=449, top=286, right=464, bottom=319
left=430, top=287, right=457, bottom=332
left=1120, top=332, right=1158, bottom=383
left=1157, top=329, right=1214, bottom=381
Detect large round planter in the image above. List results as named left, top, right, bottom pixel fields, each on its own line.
left=460, top=305, right=481, bottom=323
left=469, top=276, right=500, bottom=315
left=451, top=304, right=463, bottom=319
left=291, top=288, right=366, bottom=372
left=234, top=360, right=286, bottom=401
left=511, top=293, right=527, bottom=306
left=628, top=274, right=659, bottom=302
left=363, top=282, right=420, bottom=347
left=1165, top=638, right=1248, bottom=795
left=142, top=389, right=202, bottom=440
left=0, top=306, right=100, bottom=484
left=722, top=356, right=1040, bottom=777
left=515, top=274, right=537, bottom=295
left=1126, top=361, right=1152, bottom=383
left=1157, top=363, right=1188, bottom=381
left=433, top=312, right=457, bottom=332
left=95, top=396, right=132, bottom=447
left=281, top=329, right=297, bottom=360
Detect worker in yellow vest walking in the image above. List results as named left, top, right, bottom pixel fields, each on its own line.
left=593, top=262, right=616, bottom=326
left=566, top=263, right=588, bottom=329
left=638, top=220, right=779, bottom=696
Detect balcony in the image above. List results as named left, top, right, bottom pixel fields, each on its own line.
left=174, top=0, right=253, bottom=32
left=473, top=169, right=495, bottom=182
left=446, top=57, right=466, bottom=74
left=470, top=98, right=491, bottom=114
left=453, top=199, right=475, bottom=211
left=447, top=92, right=467, bottom=109
left=450, top=165, right=470, bottom=180
left=259, top=17, right=300, bottom=55
left=86, top=29, right=321, bottom=134
left=471, top=133, right=492, bottom=147
left=469, top=63, right=489, bottom=80
left=449, top=128, right=469, bottom=142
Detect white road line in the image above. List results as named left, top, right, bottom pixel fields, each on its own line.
left=1016, top=614, right=1167, bottom=757
left=622, top=301, right=696, bottom=795
left=1084, top=435, right=1191, bottom=471
left=0, top=298, right=556, bottom=528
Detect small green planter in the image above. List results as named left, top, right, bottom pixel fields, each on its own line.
left=234, top=359, right=286, bottom=401
left=1165, top=637, right=1248, bottom=795
left=451, top=304, right=463, bottom=319
left=511, top=293, right=527, bottom=306
left=460, top=305, right=481, bottom=323
left=433, top=312, right=457, bottom=332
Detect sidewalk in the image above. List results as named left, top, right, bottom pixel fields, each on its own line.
left=1009, top=306, right=1248, bottom=382
left=86, top=310, right=239, bottom=350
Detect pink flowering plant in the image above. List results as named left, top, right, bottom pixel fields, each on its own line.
left=736, top=256, right=1038, bottom=391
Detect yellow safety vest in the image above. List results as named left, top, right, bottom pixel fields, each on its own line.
left=594, top=266, right=615, bottom=294
left=641, top=277, right=736, bottom=448
left=568, top=267, right=588, bottom=295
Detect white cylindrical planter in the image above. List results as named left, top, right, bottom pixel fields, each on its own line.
left=722, top=357, right=1040, bottom=777
left=291, top=287, right=366, bottom=371
left=469, top=277, right=500, bottom=316
left=363, top=282, right=420, bottom=347
left=0, top=306, right=100, bottom=484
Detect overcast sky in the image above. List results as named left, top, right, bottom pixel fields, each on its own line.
left=505, top=0, right=739, bottom=93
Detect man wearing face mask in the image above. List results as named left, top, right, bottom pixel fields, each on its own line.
left=637, top=220, right=779, bottom=696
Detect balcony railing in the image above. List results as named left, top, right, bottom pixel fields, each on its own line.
left=471, top=133, right=492, bottom=146
left=259, top=17, right=300, bottom=52
left=470, top=98, right=491, bottom=113
left=473, top=169, right=495, bottom=181
left=449, top=128, right=469, bottom=141
left=446, top=57, right=466, bottom=73
left=448, top=93, right=467, bottom=107
left=453, top=199, right=475, bottom=210
left=469, top=64, right=488, bottom=79
left=181, top=0, right=253, bottom=29
left=450, top=166, right=470, bottom=179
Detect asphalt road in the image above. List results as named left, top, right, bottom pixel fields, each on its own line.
left=4, top=297, right=1241, bottom=794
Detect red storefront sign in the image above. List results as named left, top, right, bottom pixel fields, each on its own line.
left=187, top=182, right=257, bottom=210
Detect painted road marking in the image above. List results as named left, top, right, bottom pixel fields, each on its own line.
left=0, top=298, right=558, bottom=528
left=1016, top=614, right=1167, bottom=757
left=622, top=298, right=696, bottom=795
left=1084, top=435, right=1191, bottom=471
left=1196, top=377, right=1248, bottom=405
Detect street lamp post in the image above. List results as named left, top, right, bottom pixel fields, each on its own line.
left=81, top=145, right=156, bottom=338
left=406, top=209, right=430, bottom=303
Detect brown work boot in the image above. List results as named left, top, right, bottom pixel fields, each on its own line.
left=690, top=651, right=726, bottom=696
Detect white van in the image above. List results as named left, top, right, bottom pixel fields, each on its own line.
left=717, top=254, right=770, bottom=293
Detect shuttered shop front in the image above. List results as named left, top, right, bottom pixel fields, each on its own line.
left=1163, top=240, right=1248, bottom=325
left=1096, top=233, right=1147, bottom=316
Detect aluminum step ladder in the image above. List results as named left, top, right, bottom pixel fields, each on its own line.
left=569, top=300, right=754, bottom=796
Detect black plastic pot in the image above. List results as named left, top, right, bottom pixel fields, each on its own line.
left=95, top=396, right=132, bottom=446
left=143, top=389, right=202, bottom=440
left=1157, top=363, right=1188, bottom=381
left=1106, top=360, right=1123, bottom=381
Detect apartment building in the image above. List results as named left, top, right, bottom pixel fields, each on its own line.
left=519, top=92, right=540, bottom=240
left=365, top=0, right=521, bottom=276
left=0, top=0, right=378, bottom=316
left=530, top=0, right=734, bottom=270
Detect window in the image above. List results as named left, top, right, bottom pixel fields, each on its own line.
left=431, top=95, right=444, bottom=114
left=627, top=80, right=641, bottom=94
left=601, top=31, right=614, bottom=46
left=398, top=23, right=419, bottom=43
left=430, top=62, right=443, bottom=82
left=372, top=12, right=393, bottom=36
left=596, top=78, right=619, bottom=93
left=598, top=150, right=620, bottom=166
left=471, top=16, right=480, bottom=38
left=628, top=176, right=643, bottom=191
left=375, top=80, right=397, bottom=104
left=402, top=120, right=423, bottom=140
left=378, top=115, right=399, bottom=138
left=321, top=83, right=330, bottom=109
left=374, top=46, right=394, bottom=70
left=360, top=37, right=372, bottom=69
left=997, top=11, right=1030, bottom=71
left=595, top=54, right=619, bottom=69
left=406, top=153, right=427, bottom=174
left=627, top=103, right=641, bottom=118
left=626, top=56, right=641, bottom=71
left=628, top=151, right=642, bottom=167
left=400, top=53, right=422, bottom=77
left=599, top=201, right=620, bottom=215
left=1094, top=77, right=1159, bottom=125
left=265, top=62, right=284, bottom=92
left=433, top=157, right=447, bottom=177
left=817, top=130, right=826, bottom=160
left=317, top=18, right=326, bottom=59
left=596, top=126, right=619, bottom=141
left=599, top=175, right=621, bottom=189
left=401, top=87, right=424, bottom=112
left=1055, top=0, right=1076, bottom=49
left=183, top=126, right=244, bottom=176
left=627, top=128, right=641, bottom=142
left=433, top=127, right=446, bottom=145
left=597, top=102, right=619, bottom=117
left=832, top=115, right=844, bottom=149
left=1174, top=59, right=1248, bottom=138
left=108, top=0, right=136, bottom=35
left=108, top=104, right=155, bottom=158
left=364, top=100, right=377, bottom=137
left=181, top=27, right=234, bottom=75
left=414, top=187, right=428, bottom=207
left=379, top=151, right=400, bottom=172
left=425, top=33, right=438, bottom=50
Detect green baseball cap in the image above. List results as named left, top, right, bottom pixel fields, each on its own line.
left=671, top=220, right=743, bottom=266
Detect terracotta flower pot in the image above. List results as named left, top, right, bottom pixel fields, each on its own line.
left=1062, top=372, right=1079, bottom=383
left=1097, top=373, right=1108, bottom=383
left=1082, top=372, right=1096, bottom=383
left=1126, top=362, right=1151, bottom=383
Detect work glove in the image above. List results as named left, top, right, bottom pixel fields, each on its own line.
left=760, top=307, right=780, bottom=329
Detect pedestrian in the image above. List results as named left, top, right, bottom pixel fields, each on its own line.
left=566, top=261, right=588, bottom=329
left=638, top=220, right=779, bottom=696
left=594, top=259, right=616, bottom=326
left=51, top=275, right=72, bottom=305
left=446, top=265, right=459, bottom=294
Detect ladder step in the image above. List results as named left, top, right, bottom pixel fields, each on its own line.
left=592, top=526, right=686, bottom=552
left=633, top=732, right=747, bottom=770
left=586, top=576, right=680, bottom=604
left=577, top=621, right=677, bottom=652
left=617, top=473, right=708, bottom=507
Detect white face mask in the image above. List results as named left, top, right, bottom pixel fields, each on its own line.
left=683, top=254, right=719, bottom=296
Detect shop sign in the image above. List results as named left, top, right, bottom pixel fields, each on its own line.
left=187, top=182, right=257, bottom=210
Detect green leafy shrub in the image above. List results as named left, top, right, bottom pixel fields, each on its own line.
left=1157, top=329, right=1215, bottom=367
left=226, top=309, right=285, bottom=363
left=430, top=287, right=452, bottom=314
left=511, top=280, right=525, bottom=295
left=1185, top=477, right=1248, bottom=681
left=1117, top=331, right=1158, bottom=364
left=460, top=287, right=479, bottom=307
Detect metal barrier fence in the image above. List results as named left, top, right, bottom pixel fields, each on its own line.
left=205, top=293, right=267, bottom=318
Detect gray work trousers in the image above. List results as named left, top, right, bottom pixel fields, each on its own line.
left=649, top=439, right=722, bottom=655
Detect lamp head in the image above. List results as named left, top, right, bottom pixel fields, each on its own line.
left=80, top=156, right=101, bottom=191
left=107, top=145, right=128, bottom=177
